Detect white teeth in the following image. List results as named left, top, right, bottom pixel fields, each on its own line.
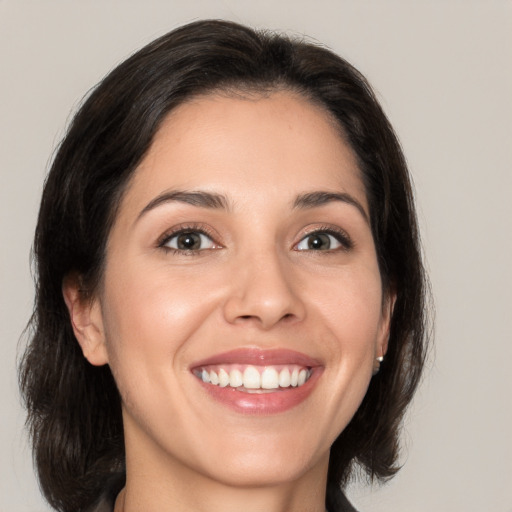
left=278, top=367, right=291, bottom=387
left=229, top=369, right=243, bottom=387
left=290, top=368, right=299, bottom=387
left=261, top=367, right=279, bottom=389
left=243, top=366, right=261, bottom=389
left=209, top=370, right=219, bottom=385
left=198, top=364, right=313, bottom=391
left=218, top=368, right=230, bottom=387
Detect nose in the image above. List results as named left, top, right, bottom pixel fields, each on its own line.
left=222, top=249, right=306, bottom=330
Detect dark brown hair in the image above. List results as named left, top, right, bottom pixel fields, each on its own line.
left=19, top=19, right=430, bottom=512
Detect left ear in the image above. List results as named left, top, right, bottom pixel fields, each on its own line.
left=377, top=290, right=396, bottom=358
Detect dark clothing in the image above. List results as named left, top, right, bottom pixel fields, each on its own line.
left=87, top=472, right=358, bottom=512
left=87, top=473, right=124, bottom=512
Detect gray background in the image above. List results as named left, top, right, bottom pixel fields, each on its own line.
left=1, top=1, right=511, bottom=511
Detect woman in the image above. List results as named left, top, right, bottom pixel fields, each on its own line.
left=19, top=19, right=430, bottom=512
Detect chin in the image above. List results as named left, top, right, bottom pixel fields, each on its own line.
left=177, top=421, right=332, bottom=490
left=200, top=450, right=326, bottom=489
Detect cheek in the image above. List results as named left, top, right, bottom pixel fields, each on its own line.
left=305, top=264, right=384, bottom=400
left=98, top=264, right=221, bottom=431
left=99, top=259, right=225, bottom=371
left=308, top=265, right=384, bottom=344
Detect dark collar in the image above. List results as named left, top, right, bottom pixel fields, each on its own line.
left=87, top=473, right=358, bottom=512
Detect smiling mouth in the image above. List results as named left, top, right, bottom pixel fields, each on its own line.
left=193, top=364, right=313, bottom=393
left=190, top=348, right=321, bottom=413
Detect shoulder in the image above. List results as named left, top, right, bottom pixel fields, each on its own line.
left=85, top=472, right=125, bottom=512
left=326, top=482, right=359, bottom=512
left=86, top=498, right=114, bottom=512
left=331, top=495, right=359, bottom=512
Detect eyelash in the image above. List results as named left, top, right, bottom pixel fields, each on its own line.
left=157, top=223, right=220, bottom=254
left=156, top=224, right=354, bottom=254
left=295, top=226, right=354, bottom=252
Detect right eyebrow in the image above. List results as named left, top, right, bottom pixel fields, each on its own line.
left=136, top=189, right=230, bottom=222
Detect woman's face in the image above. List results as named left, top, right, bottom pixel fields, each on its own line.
left=80, top=91, right=391, bottom=488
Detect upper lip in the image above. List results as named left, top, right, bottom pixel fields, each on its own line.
left=190, top=348, right=322, bottom=369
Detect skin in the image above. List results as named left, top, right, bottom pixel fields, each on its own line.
left=64, top=91, right=393, bottom=512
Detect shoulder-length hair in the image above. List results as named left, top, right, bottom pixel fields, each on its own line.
left=20, top=19, right=430, bottom=512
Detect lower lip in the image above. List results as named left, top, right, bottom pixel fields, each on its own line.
left=195, top=368, right=322, bottom=415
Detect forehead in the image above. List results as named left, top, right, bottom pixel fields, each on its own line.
left=121, top=90, right=367, bottom=216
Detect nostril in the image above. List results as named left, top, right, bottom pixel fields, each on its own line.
left=223, top=286, right=306, bottom=328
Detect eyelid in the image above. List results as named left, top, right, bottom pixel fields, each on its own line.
left=294, top=225, right=354, bottom=251
left=157, top=223, right=222, bottom=250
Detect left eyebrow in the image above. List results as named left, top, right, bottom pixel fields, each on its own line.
left=292, top=191, right=369, bottom=224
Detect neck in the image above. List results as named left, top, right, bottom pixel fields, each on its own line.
left=118, top=434, right=329, bottom=512
left=117, top=480, right=327, bottom=512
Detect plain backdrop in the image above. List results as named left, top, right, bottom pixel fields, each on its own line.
left=1, top=1, right=511, bottom=511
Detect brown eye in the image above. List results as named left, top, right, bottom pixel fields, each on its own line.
left=308, top=233, right=331, bottom=250
left=296, top=232, right=345, bottom=251
left=164, top=231, right=216, bottom=251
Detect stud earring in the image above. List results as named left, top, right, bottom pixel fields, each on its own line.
left=372, top=356, right=384, bottom=376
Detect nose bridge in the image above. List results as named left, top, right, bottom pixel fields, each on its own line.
left=223, top=243, right=304, bottom=329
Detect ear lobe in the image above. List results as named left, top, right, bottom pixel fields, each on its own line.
left=62, top=274, right=109, bottom=366
left=378, top=291, right=397, bottom=358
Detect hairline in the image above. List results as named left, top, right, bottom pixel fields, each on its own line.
left=89, top=83, right=369, bottom=295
